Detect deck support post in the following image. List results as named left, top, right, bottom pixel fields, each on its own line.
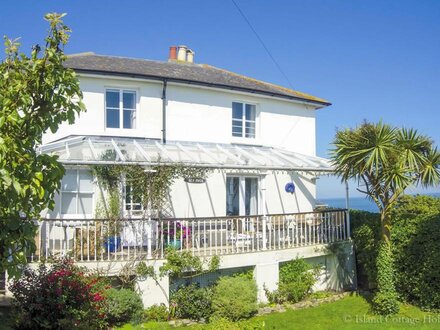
left=254, top=262, right=279, bottom=303
left=136, top=262, right=169, bottom=308
left=146, top=217, right=152, bottom=259
left=261, top=172, right=267, bottom=250
left=345, top=180, right=351, bottom=239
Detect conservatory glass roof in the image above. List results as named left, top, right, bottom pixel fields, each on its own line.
left=39, top=136, right=333, bottom=172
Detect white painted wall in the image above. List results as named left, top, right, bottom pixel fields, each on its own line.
left=42, top=74, right=321, bottom=217
left=169, top=170, right=316, bottom=218
left=43, top=75, right=317, bottom=156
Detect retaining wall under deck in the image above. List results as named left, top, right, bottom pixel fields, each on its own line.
left=4, top=240, right=356, bottom=307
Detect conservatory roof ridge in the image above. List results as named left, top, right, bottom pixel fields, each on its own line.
left=40, top=136, right=333, bottom=172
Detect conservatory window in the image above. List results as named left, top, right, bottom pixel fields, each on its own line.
left=125, top=183, right=143, bottom=211
left=60, top=169, right=94, bottom=215
left=106, top=89, right=137, bottom=129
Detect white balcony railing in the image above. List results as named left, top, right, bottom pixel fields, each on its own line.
left=29, top=210, right=349, bottom=263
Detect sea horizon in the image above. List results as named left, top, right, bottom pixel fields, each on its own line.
left=318, top=192, right=440, bottom=213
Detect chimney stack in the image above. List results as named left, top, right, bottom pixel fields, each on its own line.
left=168, top=46, right=177, bottom=61
left=169, top=45, right=195, bottom=63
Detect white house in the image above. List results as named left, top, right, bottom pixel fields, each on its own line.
left=3, top=46, right=356, bottom=306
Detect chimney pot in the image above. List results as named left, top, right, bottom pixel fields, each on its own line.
left=168, top=46, right=177, bottom=61
left=177, top=45, right=187, bottom=61
left=186, top=49, right=194, bottom=63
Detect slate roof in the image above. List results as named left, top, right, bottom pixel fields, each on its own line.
left=64, top=53, right=331, bottom=107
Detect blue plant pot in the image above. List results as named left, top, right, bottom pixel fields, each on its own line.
left=104, top=236, right=121, bottom=253
left=165, top=239, right=181, bottom=250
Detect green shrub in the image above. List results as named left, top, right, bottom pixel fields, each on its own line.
left=171, top=284, right=213, bottom=321
left=211, top=276, right=258, bottom=321
left=266, top=258, right=318, bottom=304
left=350, top=210, right=381, bottom=289
left=372, top=241, right=399, bottom=315
left=351, top=195, right=440, bottom=311
left=144, top=303, right=169, bottom=322
left=392, top=212, right=440, bottom=310
left=372, top=292, right=399, bottom=315
left=104, top=288, right=144, bottom=325
left=230, top=268, right=254, bottom=280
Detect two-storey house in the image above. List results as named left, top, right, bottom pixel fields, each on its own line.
left=22, top=46, right=355, bottom=306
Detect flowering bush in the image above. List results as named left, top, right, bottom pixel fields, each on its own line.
left=10, top=259, right=110, bottom=329
left=161, top=221, right=190, bottom=241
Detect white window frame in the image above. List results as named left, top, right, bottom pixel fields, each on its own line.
left=105, top=88, right=138, bottom=129
left=226, top=175, right=260, bottom=216
left=231, top=102, right=258, bottom=139
left=124, top=181, right=144, bottom=215
left=59, top=168, right=94, bottom=219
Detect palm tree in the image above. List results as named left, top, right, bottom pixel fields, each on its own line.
left=331, top=122, right=440, bottom=314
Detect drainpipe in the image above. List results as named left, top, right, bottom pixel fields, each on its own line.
left=162, top=80, right=167, bottom=144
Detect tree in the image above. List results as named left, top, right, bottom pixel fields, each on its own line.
left=331, top=121, right=440, bottom=314
left=0, top=13, right=84, bottom=277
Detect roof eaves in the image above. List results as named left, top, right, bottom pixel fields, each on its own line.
left=71, top=68, right=331, bottom=107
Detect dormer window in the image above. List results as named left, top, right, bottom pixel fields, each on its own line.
left=106, top=89, right=136, bottom=129
left=232, top=102, right=256, bottom=139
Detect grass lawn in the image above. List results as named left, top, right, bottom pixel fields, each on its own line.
left=120, top=294, right=440, bottom=330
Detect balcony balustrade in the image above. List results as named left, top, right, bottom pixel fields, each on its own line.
left=29, top=209, right=349, bottom=263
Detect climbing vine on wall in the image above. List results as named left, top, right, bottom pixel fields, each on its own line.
left=92, top=162, right=211, bottom=218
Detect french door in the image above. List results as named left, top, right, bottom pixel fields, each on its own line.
left=226, top=176, right=259, bottom=232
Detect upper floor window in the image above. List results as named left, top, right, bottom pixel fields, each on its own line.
left=60, top=169, right=94, bottom=215
left=232, top=102, right=256, bottom=139
left=106, top=89, right=136, bottom=129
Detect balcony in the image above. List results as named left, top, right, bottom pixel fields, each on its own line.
left=30, top=209, right=350, bottom=263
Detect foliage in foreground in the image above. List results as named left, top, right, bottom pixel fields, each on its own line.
left=331, top=121, right=440, bottom=314
left=105, top=288, right=144, bottom=326
left=144, top=304, right=169, bottom=322
left=0, top=13, right=84, bottom=276
left=265, top=258, right=318, bottom=304
left=211, top=276, right=258, bottom=321
left=119, top=294, right=440, bottom=330
left=351, top=195, right=440, bottom=311
left=10, top=259, right=109, bottom=329
left=171, top=284, right=214, bottom=321
left=10, top=258, right=145, bottom=329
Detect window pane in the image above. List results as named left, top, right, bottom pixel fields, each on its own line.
left=232, top=102, right=243, bottom=119
left=245, top=178, right=258, bottom=216
left=61, top=170, right=77, bottom=191
left=125, top=185, right=132, bottom=207
left=132, top=203, right=142, bottom=211
left=78, top=193, right=93, bottom=214
left=79, top=170, right=93, bottom=192
left=123, top=91, right=136, bottom=110
left=232, top=118, right=243, bottom=136
left=106, top=90, right=119, bottom=108
left=226, top=177, right=240, bottom=216
left=245, top=104, right=256, bottom=121
left=123, top=110, right=135, bottom=129
left=106, top=109, right=120, bottom=128
left=61, top=193, right=77, bottom=214
left=245, top=122, right=256, bottom=138
left=232, top=128, right=242, bottom=137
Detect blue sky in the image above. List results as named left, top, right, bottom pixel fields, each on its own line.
left=1, top=0, right=439, bottom=198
